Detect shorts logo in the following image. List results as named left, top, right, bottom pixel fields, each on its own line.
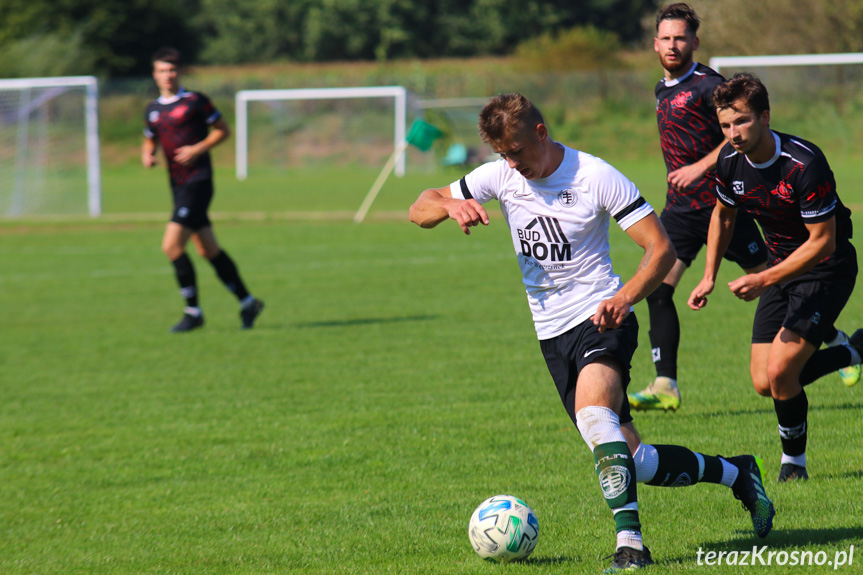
left=558, top=189, right=578, bottom=207
left=812, top=312, right=821, bottom=325
left=598, top=464, right=631, bottom=499
left=517, top=216, right=571, bottom=262
left=149, top=111, right=160, bottom=123
left=178, top=207, right=189, bottom=218
left=748, top=242, right=759, bottom=254
left=732, top=181, right=745, bottom=195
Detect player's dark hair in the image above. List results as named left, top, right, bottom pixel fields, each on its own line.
left=152, top=47, right=181, bottom=67
left=713, top=73, right=771, bottom=116
left=478, top=93, right=546, bottom=147
left=656, top=3, right=700, bottom=34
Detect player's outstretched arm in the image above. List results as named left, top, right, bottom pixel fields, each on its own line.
left=688, top=202, right=737, bottom=310
left=409, top=187, right=489, bottom=235
left=593, top=212, right=676, bottom=332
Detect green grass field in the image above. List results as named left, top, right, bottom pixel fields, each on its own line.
left=1, top=161, right=862, bottom=574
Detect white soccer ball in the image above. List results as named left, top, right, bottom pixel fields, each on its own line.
left=468, top=495, right=539, bottom=563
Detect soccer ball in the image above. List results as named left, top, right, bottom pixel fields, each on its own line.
left=468, top=495, right=539, bottom=563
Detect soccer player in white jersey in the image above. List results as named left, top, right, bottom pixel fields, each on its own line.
left=410, top=93, right=774, bottom=572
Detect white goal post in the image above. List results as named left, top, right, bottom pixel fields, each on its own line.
left=710, top=52, right=863, bottom=73
left=0, top=75, right=101, bottom=217
left=235, top=86, right=407, bottom=180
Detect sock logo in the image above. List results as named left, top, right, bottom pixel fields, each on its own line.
left=596, top=454, right=631, bottom=499
left=652, top=347, right=661, bottom=362
left=517, top=217, right=571, bottom=262
left=778, top=421, right=807, bottom=440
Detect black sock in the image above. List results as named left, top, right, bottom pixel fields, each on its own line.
left=647, top=444, right=701, bottom=486
left=800, top=347, right=853, bottom=385
left=171, top=253, right=198, bottom=308
left=646, top=283, right=679, bottom=380
left=209, top=250, right=250, bottom=301
left=774, top=391, right=808, bottom=457
left=824, top=325, right=839, bottom=343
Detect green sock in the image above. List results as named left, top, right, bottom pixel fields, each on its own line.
left=594, top=441, right=640, bottom=533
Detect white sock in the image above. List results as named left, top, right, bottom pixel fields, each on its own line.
left=825, top=330, right=848, bottom=347
left=632, top=443, right=658, bottom=484
left=184, top=306, right=202, bottom=317
left=617, top=529, right=643, bottom=551
left=240, top=295, right=256, bottom=308
left=845, top=344, right=862, bottom=365
left=781, top=452, right=806, bottom=467
left=719, top=459, right=739, bottom=488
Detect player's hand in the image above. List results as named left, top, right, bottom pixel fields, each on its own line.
left=174, top=145, right=203, bottom=166
left=668, top=163, right=706, bottom=192
left=728, top=273, right=767, bottom=301
left=592, top=295, right=631, bottom=333
left=447, top=199, right=489, bottom=235
left=687, top=278, right=715, bottom=310
left=142, top=152, right=157, bottom=168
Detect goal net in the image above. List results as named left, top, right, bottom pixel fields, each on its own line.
left=235, top=86, right=408, bottom=180
left=709, top=53, right=863, bottom=163
left=0, top=76, right=101, bottom=217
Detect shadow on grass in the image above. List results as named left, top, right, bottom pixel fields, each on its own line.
left=682, top=401, right=862, bottom=419
left=297, top=314, right=439, bottom=328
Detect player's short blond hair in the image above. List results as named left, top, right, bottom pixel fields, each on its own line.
left=478, top=93, right=545, bottom=148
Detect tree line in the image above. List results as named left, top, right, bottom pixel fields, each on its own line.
left=0, top=0, right=654, bottom=77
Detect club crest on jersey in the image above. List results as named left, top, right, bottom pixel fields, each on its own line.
left=149, top=111, right=160, bottom=123
left=732, top=180, right=745, bottom=195
left=671, top=91, right=692, bottom=108
left=517, top=216, right=571, bottom=262
left=774, top=181, right=793, bottom=199
left=558, top=189, right=578, bottom=208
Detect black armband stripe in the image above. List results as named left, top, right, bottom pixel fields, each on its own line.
left=613, top=196, right=647, bottom=223
left=459, top=178, right=474, bottom=200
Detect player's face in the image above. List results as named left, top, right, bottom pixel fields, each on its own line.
left=654, top=19, right=698, bottom=75
left=717, top=99, right=771, bottom=159
left=152, top=61, right=180, bottom=95
left=493, top=124, right=552, bottom=180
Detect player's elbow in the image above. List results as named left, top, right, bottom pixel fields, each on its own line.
left=408, top=203, right=437, bottom=228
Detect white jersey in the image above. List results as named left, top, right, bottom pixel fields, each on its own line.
left=450, top=144, right=654, bottom=340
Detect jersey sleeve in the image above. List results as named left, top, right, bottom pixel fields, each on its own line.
left=449, top=161, right=507, bottom=204
left=143, top=106, right=156, bottom=139
left=797, top=154, right=839, bottom=223
left=712, top=147, right=740, bottom=208
left=196, top=93, right=222, bottom=125
left=594, top=160, right=653, bottom=230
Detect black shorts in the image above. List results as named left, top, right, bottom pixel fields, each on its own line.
left=752, top=268, right=857, bottom=346
left=539, top=314, right=639, bottom=429
left=171, top=179, right=213, bottom=230
left=660, top=208, right=767, bottom=269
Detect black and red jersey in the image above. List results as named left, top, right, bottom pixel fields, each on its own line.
left=655, top=62, right=725, bottom=213
left=144, top=88, right=221, bottom=186
left=713, top=131, right=854, bottom=274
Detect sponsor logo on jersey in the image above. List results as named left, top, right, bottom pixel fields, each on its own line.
left=149, top=111, right=160, bottom=123
left=558, top=188, right=577, bottom=207
left=733, top=180, right=745, bottom=195
left=671, top=91, right=692, bottom=108
left=517, top=216, right=571, bottom=262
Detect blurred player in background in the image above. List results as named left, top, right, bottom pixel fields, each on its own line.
left=689, top=73, right=862, bottom=481
left=142, top=47, right=263, bottom=333
left=411, top=92, right=774, bottom=572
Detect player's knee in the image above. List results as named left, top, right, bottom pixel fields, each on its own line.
left=646, top=282, right=675, bottom=307
left=162, top=241, right=183, bottom=260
